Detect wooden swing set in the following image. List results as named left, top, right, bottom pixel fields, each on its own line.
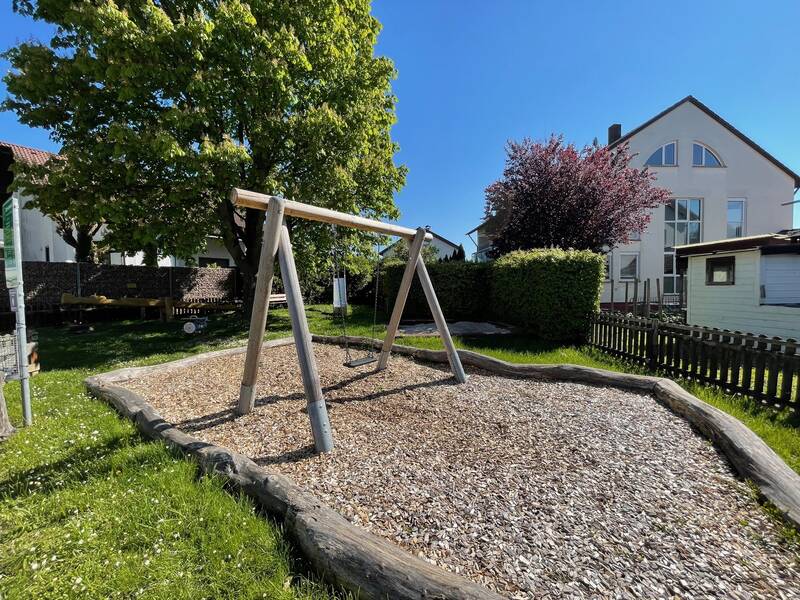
left=231, top=188, right=467, bottom=454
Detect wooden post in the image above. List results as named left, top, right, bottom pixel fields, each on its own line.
left=278, top=224, right=333, bottom=453
left=644, top=279, right=651, bottom=318
left=237, top=198, right=286, bottom=416
left=415, top=252, right=468, bottom=383
left=632, top=278, right=639, bottom=316
left=656, top=278, right=663, bottom=315
left=0, top=373, right=15, bottom=441
left=624, top=281, right=629, bottom=314
left=378, top=228, right=427, bottom=370
left=163, top=296, right=174, bottom=322
left=609, top=279, right=615, bottom=313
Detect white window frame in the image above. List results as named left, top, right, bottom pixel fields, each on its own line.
left=664, top=198, right=702, bottom=295
left=645, top=141, right=678, bottom=167
left=692, top=142, right=724, bottom=167
left=726, top=198, right=746, bottom=238
left=619, top=253, right=640, bottom=281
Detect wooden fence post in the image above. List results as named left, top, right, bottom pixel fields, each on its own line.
left=624, top=281, right=629, bottom=314
left=780, top=339, right=797, bottom=408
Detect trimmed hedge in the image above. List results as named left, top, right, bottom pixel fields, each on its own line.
left=380, top=249, right=603, bottom=342
left=381, top=261, right=491, bottom=321
left=490, top=249, right=604, bottom=342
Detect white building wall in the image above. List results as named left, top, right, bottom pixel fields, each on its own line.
left=686, top=250, right=800, bottom=339
left=603, top=101, right=796, bottom=303
left=17, top=193, right=78, bottom=262
left=382, top=236, right=458, bottom=260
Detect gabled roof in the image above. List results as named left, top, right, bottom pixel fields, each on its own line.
left=608, top=96, right=800, bottom=188
left=0, top=141, right=57, bottom=166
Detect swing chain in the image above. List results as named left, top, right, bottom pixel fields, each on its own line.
left=331, top=225, right=353, bottom=363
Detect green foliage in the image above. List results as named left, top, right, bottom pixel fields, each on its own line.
left=381, top=260, right=491, bottom=321
left=491, top=249, right=604, bottom=341
left=4, top=0, right=405, bottom=284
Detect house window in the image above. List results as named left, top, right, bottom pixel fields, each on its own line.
left=664, top=199, right=701, bottom=294
left=645, top=142, right=677, bottom=167
left=692, top=143, right=722, bottom=167
left=705, top=256, right=735, bottom=285
left=45, top=246, right=50, bottom=262
left=727, top=199, right=745, bottom=238
left=199, top=257, right=230, bottom=268
left=619, top=253, right=639, bottom=280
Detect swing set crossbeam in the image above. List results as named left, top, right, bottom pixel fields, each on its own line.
left=234, top=188, right=466, bottom=455
left=231, top=188, right=433, bottom=241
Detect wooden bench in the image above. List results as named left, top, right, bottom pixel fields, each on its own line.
left=268, top=293, right=288, bottom=306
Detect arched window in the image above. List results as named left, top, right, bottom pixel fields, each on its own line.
left=644, top=142, right=677, bottom=167
left=692, top=143, right=722, bottom=167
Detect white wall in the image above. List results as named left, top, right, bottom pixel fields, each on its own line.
left=687, top=250, right=800, bottom=339
left=761, top=254, right=800, bottom=305
left=17, top=193, right=81, bottom=262
left=382, top=236, right=458, bottom=260
left=602, top=101, right=796, bottom=303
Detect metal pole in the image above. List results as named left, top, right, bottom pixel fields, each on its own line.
left=378, top=229, right=427, bottom=370
left=10, top=198, right=31, bottom=425
left=237, top=198, right=286, bottom=415
left=415, top=251, right=468, bottom=383
left=278, top=224, right=333, bottom=453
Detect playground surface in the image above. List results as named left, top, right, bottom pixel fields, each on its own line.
left=127, top=342, right=800, bottom=599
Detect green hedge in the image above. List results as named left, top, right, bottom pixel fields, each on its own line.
left=380, top=249, right=603, bottom=342
left=381, top=261, right=491, bottom=321
left=490, top=249, right=604, bottom=341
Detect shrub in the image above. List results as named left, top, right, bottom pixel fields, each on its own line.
left=381, top=260, right=491, bottom=321
left=490, top=249, right=604, bottom=341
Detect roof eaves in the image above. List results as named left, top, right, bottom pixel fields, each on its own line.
left=608, top=96, right=800, bottom=187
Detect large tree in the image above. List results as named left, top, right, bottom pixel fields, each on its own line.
left=4, top=0, right=405, bottom=300
left=484, top=136, right=669, bottom=256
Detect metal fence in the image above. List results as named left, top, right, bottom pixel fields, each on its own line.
left=591, top=312, right=799, bottom=413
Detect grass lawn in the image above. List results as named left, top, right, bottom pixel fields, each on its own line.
left=0, top=314, right=342, bottom=600
left=2, top=303, right=798, bottom=598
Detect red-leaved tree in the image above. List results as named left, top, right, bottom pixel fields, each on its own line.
left=484, top=136, right=670, bottom=256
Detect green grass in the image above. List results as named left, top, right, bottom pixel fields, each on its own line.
left=0, top=314, right=342, bottom=600
left=2, top=304, right=799, bottom=598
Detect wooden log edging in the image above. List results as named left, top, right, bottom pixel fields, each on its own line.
left=84, top=337, right=501, bottom=600
left=313, top=335, right=800, bottom=528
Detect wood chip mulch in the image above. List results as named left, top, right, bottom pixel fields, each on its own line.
left=126, top=343, right=800, bottom=599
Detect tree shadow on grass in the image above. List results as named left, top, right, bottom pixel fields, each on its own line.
left=0, top=431, right=143, bottom=500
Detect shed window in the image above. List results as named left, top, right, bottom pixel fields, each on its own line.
left=705, top=256, right=735, bottom=285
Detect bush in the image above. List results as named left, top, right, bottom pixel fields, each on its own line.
left=381, top=260, right=491, bottom=321
left=490, top=249, right=604, bottom=341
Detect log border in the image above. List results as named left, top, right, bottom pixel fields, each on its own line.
left=85, top=336, right=800, bottom=600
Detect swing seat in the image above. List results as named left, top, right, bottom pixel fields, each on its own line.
left=344, top=355, right=378, bottom=368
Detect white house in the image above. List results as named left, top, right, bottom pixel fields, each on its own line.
left=676, top=233, right=800, bottom=339
left=468, top=97, right=799, bottom=300
left=603, top=96, right=798, bottom=304
left=380, top=229, right=462, bottom=261
left=0, top=140, right=236, bottom=267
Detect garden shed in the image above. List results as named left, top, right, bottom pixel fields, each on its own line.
left=676, top=232, right=800, bottom=339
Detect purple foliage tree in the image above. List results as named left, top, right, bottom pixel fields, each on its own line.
left=484, top=136, right=670, bottom=256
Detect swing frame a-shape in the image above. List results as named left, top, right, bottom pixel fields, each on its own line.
left=231, top=187, right=467, bottom=454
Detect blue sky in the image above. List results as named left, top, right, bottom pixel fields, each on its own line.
left=2, top=1, right=799, bottom=250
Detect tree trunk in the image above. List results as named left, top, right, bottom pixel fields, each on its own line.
left=74, top=227, right=94, bottom=262
left=143, top=245, right=159, bottom=268
left=0, top=372, right=16, bottom=441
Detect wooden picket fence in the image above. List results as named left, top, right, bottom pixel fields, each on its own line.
left=591, top=312, right=800, bottom=413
